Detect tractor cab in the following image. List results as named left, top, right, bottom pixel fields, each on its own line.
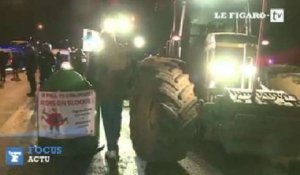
left=204, top=32, right=257, bottom=96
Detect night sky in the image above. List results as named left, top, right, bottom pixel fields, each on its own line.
left=263, top=0, right=300, bottom=63
left=0, top=0, right=103, bottom=45
left=0, top=0, right=299, bottom=62
left=264, top=0, right=299, bottom=49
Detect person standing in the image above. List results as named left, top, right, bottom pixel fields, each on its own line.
left=11, top=52, right=21, bottom=81
left=39, top=43, right=55, bottom=86
left=24, top=46, right=38, bottom=97
left=0, top=51, right=5, bottom=82
left=95, top=32, right=130, bottom=169
left=73, top=49, right=84, bottom=75
left=0, top=51, right=9, bottom=82
left=55, top=51, right=63, bottom=71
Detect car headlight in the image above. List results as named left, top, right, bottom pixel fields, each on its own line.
left=209, top=58, right=238, bottom=81
left=133, top=36, right=145, bottom=48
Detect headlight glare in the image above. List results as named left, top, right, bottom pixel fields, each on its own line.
left=102, top=15, right=134, bottom=34
left=133, top=36, right=145, bottom=48
left=103, top=18, right=117, bottom=33
left=241, top=64, right=257, bottom=77
left=117, top=16, right=134, bottom=33
left=209, top=58, right=238, bottom=80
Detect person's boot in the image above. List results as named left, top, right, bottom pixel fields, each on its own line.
left=105, top=150, right=119, bottom=171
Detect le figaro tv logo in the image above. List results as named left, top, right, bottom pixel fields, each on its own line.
left=214, top=8, right=284, bottom=23
left=6, top=147, right=24, bottom=166
left=270, top=9, right=284, bottom=23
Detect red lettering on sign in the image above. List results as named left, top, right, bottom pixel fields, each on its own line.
left=40, top=100, right=56, bottom=106
left=67, top=99, right=91, bottom=106
left=57, top=101, right=67, bottom=106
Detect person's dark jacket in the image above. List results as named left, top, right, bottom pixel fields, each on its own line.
left=39, top=52, right=55, bottom=71
left=0, top=52, right=8, bottom=68
left=24, top=47, right=38, bottom=71
left=11, top=53, right=21, bottom=69
left=90, top=35, right=131, bottom=102
left=55, top=52, right=63, bottom=70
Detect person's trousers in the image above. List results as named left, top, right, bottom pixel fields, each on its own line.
left=26, top=70, right=36, bottom=93
left=101, top=100, right=123, bottom=152
left=40, top=69, right=52, bottom=86
left=13, top=68, right=19, bottom=78
left=0, top=66, right=6, bottom=81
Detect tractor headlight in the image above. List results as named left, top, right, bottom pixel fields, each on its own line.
left=103, top=18, right=117, bottom=34
left=117, top=15, right=134, bottom=34
left=209, top=58, right=238, bottom=80
left=241, top=64, right=257, bottom=77
left=102, top=15, right=134, bottom=34
left=133, top=36, right=145, bottom=48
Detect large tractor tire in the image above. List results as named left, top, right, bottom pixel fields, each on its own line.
left=130, top=57, right=199, bottom=161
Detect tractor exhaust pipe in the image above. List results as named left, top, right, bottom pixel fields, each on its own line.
left=167, top=0, right=187, bottom=58
left=178, top=1, right=187, bottom=58
left=251, top=0, right=267, bottom=102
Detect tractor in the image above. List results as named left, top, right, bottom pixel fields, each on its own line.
left=129, top=0, right=300, bottom=162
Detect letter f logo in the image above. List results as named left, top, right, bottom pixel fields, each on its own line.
left=6, top=147, right=24, bottom=166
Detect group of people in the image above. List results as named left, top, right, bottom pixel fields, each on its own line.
left=0, top=42, right=65, bottom=92
left=0, top=51, right=21, bottom=83
left=24, top=43, right=63, bottom=97
left=23, top=34, right=131, bottom=171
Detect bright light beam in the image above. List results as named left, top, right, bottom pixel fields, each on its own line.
left=103, top=18, right=117, bottom=33
left=133, top=36, right=145, bottom=48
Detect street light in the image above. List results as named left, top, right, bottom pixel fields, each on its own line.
left=37, top=23, right=44, bottom=30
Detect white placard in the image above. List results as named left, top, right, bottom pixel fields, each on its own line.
left=38, top=90, right=96, bottom=139
left=82, top=29, right=102, bottom=52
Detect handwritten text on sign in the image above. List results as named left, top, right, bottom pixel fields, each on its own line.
left=38, top=90, right=96, bottom=139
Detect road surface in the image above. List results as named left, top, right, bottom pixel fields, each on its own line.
left=0, top=72, right=299, bottom=175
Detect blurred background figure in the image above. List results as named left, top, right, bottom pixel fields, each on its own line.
left=39, top=43, right=55, bottom=86
left=11, top=52, right=21, bottom=81
left=0, top=51, right=9, bottom=82
left=24, top=45, right=38, bottom=97
left=72, top=49, right=85, bottom=75
left=55, top=51, right=63, bottom=71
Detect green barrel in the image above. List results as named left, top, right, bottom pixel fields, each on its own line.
left=37, top=69, right=99, bottom=156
